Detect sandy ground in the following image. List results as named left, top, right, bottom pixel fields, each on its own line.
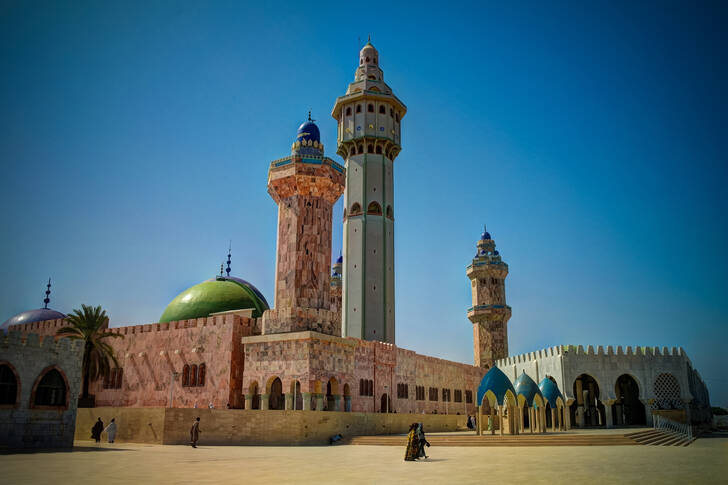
left=1, top=433, right=727, bottom=485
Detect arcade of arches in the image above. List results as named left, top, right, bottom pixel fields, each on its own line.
left=245, top=377, right=353, bottom=412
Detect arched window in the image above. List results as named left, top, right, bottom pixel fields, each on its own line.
left=350, top=203, right=362, bottom=216
left=390, top=108, right=394, bottom=117
left=34, top=369, right=66, bottom=407
left=386, top=205, right=393, bottom=219
left=115, top=368, right=123, bottom=389
left=356, top=104, right=362, bottom=113
left=198, top=364, right=206, bottom=387
left=367, top=104, right=374, bottom=113
left=367, top=144, right=373, bottom=153
left=367, top=202, right=382, bottom=215
left=359, top=379, right=364, bottom=396
left=103, top=369, right=112, bottom=389
left=395, top=113, right=400, bottom=122
left=369, top=380, right=374, bottom=396
left=357, top=144, right=363, bottom=154
left=182, top=365, right=190, bottom=387
left=189, top=365, right=198, bottom=387
left=345, top=106, right=352, bottom=116
left=379, top=105, right=386, bottom=114
left=375, top=145, right=382, bottom=154
left=366, top=56, right=370, bottom=62
left=0, top=364, right=18, bottom=405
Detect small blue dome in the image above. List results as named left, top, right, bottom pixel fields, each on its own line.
left=515, top=371, right=544, bottom=407
left=336, top=254, right=343, bottom=264
left=494, top=250, right=499, bottom=256
left=480, top=231, right=491, bottom=241
left=296, top=120, right=320, bottom=144
left=539, top=377, right=564, bottom=407
left=476, top=366, right=516, bottom=406
left=1, top=308, right=66, bottom=332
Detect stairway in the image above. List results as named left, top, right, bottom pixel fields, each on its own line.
left=347, top=433, right=640, bottom=447
left=624, top=429, right=695, bottom=447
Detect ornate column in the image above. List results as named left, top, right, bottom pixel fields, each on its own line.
left=551, top=408, right=558, bottom=432
left=490, top=407, right=495, bottom=435
left=477, top=405, right=482, bottom=435
left=244, top=394, right=253, bottom=410
left=302, top=392, right=312, bottom=411
left=604, top=400, right=615, bottom=428
left=284, top=393, right=293, bottom=410
left=334, top=395, right=342, bottom=412
left=260, top=394, right=270, bottom=410
left=315, top=394, right=324, bottom=411
left=344, top=396, right=352, bottom=412
left=498, top=405, right=504, bottom=436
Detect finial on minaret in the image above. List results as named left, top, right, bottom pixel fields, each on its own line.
left=220, top=263, right=224, bottom=277
left=43, top=278, right=51, bottom=309
left=226, top=242, right=232, bottom=277
left=368, top=34, right=371, bottom=43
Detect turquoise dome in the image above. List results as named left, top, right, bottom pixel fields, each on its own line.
left=476, top=366, right=516, bottom=406
left=514, top=371, right=544, bottom=406
left=539, top=377, right=564, bottom=407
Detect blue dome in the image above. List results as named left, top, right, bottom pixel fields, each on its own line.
left=514, top=371, right=544, bottom=407
left=539, top=377, right=564, bottom=407
left=476, top=366, right=516, bottom=406
left=1, top=307, right=66, bottom=332
left=296, top=120, right=320, bottom=144
left=480, top=231, right=491, bottom=241
left=336, top=254, right=343, bottom=264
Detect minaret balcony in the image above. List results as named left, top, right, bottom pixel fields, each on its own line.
left=466, top=262, right=509, bottom=280
left=467, top=304, right=512, bottom=323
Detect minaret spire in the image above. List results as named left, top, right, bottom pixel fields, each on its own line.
left=43, top=278, right=51, bottom=309
left=226, top=242, right=232, bottom=277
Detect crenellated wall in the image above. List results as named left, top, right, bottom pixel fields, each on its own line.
left=0, top=331, right=84, bottom=448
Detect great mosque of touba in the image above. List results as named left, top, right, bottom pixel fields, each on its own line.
left=1, top=41, right=712, bottom=435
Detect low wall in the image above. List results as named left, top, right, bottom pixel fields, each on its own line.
left=75, top=408, right=466, bottom=445
left=652, top=409, right=687, bottom=424
left=75, top=408, right=166, bottom=444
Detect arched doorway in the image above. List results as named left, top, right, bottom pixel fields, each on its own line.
left=249, top=382, right=260, bottom=410
left=268, top=377, right=283, bottom=410
left=326, top=378, right=338, bottom=411
left=343, top=383, right=351, bottom=412
left=614, top=374, right=645, bottom=425
left=571, top=374, right=604, bottom=427
left=380, top=393, right=391, bottom=413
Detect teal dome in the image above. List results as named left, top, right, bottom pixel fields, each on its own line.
left=539, top=377, right=564, bottom=407
left=514, top=371, right=544, bottom=407
left=160, top=276, right=269, bottom=323
left=476, top=366, right=516, bottom=406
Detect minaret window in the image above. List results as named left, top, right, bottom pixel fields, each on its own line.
left=356, top=104, right=362, bottom=113
left=350, top=203, right=362, bottom=216
left=346, top=107, right=352, bottom=116
left=375, top=146, right=382, bottom=154
left=357, top=145, right=363, bottom=154
left=395, top=113, right=400, bottom=122
left=386, top=205, right=393, bottom=219
left=367, top=104, right=374, bottom=112
left=367, top=144, right=373, bottom=153
left=390, top=108, right=394, bottom=117
left=379, top=105, right=386, bottom=114
left=367, top=202, right=382, bottom=215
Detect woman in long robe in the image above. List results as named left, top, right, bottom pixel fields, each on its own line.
left=416, top=423, right=430, bottom=459
left=404, top=423, right=419, bottom=461
left=103, top=418, right=117, bottom=443
left=91, top=418, right=104, bottom=443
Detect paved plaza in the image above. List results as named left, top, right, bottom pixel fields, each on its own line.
left=1, top=433, right=727, bottom=485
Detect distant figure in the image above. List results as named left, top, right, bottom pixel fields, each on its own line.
left=208, top=402, right=214, bottom=409
left=226, top=403, right=230, bottom=409
left=417, top=423, right=430, bottom=459
left=91, top=418, right=104, bottom=443
left=467, top=415, right=474, bottom=430
left=190, top=417, right=201, bottom=448
left=404, top=423, right=419, bottom=461
left=104, top=418, right=117, bottom=443
left=329, top=434, right=343, bottom=445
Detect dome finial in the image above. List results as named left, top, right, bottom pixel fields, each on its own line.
left=43, top=278, right=51, bottom=309
left=219, top=263, right=224, bottom=277
left=368, top=34, right=371, bottom=43
left=226, top=241, right=232, bottom=277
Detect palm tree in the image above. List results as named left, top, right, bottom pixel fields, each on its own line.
left=57, top=304, right=123, bottom=403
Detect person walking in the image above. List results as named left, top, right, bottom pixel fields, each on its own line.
left=190, top=417, right=201, bottom=448
left=416, top=423, right=430, bottom=459
left=91, top=418, right=104, bottom=443
left=103, top=418, right=118, bottom=443
left=403, top=423, right=419, bottom=461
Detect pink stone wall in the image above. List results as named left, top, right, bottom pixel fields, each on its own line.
left=243, top=332, right=486, bottom=415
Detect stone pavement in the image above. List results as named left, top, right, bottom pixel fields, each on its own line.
left=1, top=433, right=726, bottom=485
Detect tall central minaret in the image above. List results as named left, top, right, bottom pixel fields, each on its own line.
left=331, top=40, right=406, bottom=343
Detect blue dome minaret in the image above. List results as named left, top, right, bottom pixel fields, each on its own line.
left=467, top=226, right=511, bottom=368
left=266, top=114, right=345, bottom=335
left=332, top=40, right=406, bottom=344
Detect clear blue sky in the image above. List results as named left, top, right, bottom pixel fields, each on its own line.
left=1, top=1, right=726, bottom=406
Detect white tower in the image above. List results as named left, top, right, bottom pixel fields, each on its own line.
left=331, top=40, right=406, bottom=343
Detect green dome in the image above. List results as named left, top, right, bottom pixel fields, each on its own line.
left=159, top=277, right=269, bottom=323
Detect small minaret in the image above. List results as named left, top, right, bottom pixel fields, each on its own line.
left=467, top=226, right=511, bottom=369
left=332, top=40, right=406, bottom=344
left=266, top=114, right=345, bottom=334
left=330, top=253, right=343, bottom=313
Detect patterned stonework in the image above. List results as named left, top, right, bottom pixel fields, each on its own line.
left=267, top=156, right=345, bottom=335
left=467, top=234, right=511, bottom=369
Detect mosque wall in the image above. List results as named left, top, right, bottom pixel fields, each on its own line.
left=242, top=331, right=486, bottom=416
left=88, top=314, right=254, bottom=409
left=0, top=331, right=83, bottom=448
